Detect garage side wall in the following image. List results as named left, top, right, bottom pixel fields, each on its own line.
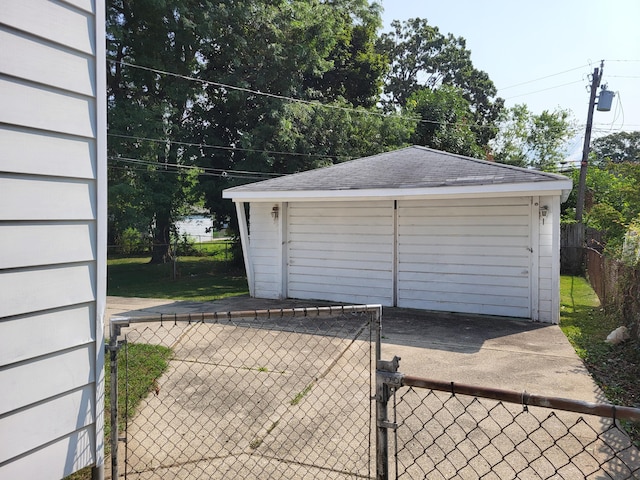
left=538, top=195, right=560, bottom=323
left=0, top=0, right=106, bottom=478
left=287, top=201, right=395, bottom=306
left=249, top=203, right=284, bottom=299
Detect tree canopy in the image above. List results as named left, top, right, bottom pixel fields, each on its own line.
left=591, top=131, right=640, bottom=164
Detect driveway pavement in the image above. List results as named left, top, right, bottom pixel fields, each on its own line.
left=105, top=296, right=616, bottom=479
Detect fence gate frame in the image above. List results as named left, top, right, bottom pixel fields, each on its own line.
left=107, top=304, right=383, bottom=479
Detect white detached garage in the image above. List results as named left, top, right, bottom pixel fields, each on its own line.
left=223, top=146, right=572, bottom=323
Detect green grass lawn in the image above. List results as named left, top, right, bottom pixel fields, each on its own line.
left=560, top=275, right=640, bottom=445
left=107, top=242, right=248, bottom=301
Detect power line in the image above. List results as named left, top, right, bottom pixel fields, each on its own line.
left=498, top=64, right=591, bottom=91
left=108, top=155, right=281, bottom=180
left=503, top=80, right=585, bottom=100
left=107, top=133, right=352, bottom=162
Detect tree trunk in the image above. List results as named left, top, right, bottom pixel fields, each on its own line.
left=149, top=213, right=172, bottom=264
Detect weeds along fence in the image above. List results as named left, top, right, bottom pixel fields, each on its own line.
left=377, top=361, right=640, bottom=480
left=107, top=305, right=381, bottom=479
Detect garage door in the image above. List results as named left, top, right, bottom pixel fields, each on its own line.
left=396, top=197, right=532, bottom=317
left=287, top=200, right=394, bottom=306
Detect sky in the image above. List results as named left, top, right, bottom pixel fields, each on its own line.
left=379, top=0, right=640, bottom=159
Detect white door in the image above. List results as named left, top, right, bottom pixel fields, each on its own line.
left=396, top=197, right=532, bottom=317
left=287, top=200, right=395, bottom=306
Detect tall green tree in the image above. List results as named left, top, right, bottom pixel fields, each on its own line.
left=490, top=104, right=576, bottom=170
left=377, top=18, right=503, bottom=149
left=591, top=131, right=640, bottom=164
left=406, top=85, right=482, bottom=157
left=107, top=0, right=204, bottom=263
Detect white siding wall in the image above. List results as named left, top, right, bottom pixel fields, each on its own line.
left=287, top=201, right=394, bottom=305
left=538, top=195, right=560, bottom=323
left=0, top=0, right=105, bottom=478
left=396, top=197, right=532, bottom=317
left=249, top=203, right=284, bottom=299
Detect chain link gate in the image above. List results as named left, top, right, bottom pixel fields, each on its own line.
left=376, top=359, right=640, bottom=480
left=108, top=305, right=381, bottom=479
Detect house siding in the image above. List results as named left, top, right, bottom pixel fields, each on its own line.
left=249, top=202, right=283, bottom=299
left=538, top=195, right=559, bottom=323
left=0, top=0, right=105, bottom=478
left=396, top=197, right=532, bottom=317
left=287, top=201, right=394, bottom=305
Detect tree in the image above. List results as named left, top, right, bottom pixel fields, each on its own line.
left=491, top=104, right=576, bottom=170
left=376, top=18, right=503, bottom=148
left=591, top=131, right=640, bottom=164
left=406, top=85, right=483, bottom=158
left=107, top=0, right=205, bottom=263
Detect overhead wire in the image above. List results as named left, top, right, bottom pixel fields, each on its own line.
left=498, top=64, right=591, bottom=91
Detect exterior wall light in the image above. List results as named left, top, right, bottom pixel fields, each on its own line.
left=271, top=205, right=279, bottom=220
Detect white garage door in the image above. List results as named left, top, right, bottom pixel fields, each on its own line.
left=287, top=200, right=395, bottom=306
left=396, top=197, right=532, bottom=317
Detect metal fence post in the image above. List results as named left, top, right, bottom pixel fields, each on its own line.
left=107, top=318, right=129, bottom=480
left=376, top=356, right=403, bottom=480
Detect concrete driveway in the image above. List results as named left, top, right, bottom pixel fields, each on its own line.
left=107, top=295, right=601, bottom=402
left=105, top=296, right=615, bottom=479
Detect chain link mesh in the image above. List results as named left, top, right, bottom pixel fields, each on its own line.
left=113, top=309, right=376, bottom=479
left=392, top=386, right=639, bottom=479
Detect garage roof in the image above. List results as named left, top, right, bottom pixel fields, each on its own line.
left=223, top=146, right=573, bottom=201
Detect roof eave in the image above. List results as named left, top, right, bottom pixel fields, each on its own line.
left=223, top=180, right=574, bottom=203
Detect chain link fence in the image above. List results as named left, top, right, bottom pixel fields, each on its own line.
left=377, top=371, right=640, bottom=480
left=108, top=306, right=380, bottom=479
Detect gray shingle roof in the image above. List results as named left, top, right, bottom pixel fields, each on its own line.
left=225, top=146, right=570, bottom=193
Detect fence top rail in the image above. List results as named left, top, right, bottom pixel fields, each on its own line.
left=110, top=304, right=382, bottom=329
left=401, top=375, right=640, bottom=423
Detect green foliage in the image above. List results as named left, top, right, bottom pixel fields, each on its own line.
left=491, top=104, right=576, bottom=170
left=560, top=276, right=640, bottom=445
left=406, top=85, right=483, bottom=158
left=592, top=131, right=640, bottom=164
left=377, top=18, right=503, bottom=148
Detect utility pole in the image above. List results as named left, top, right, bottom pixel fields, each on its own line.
left=575, top=60, right=604, bottom=225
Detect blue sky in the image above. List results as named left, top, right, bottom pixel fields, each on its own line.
left=379, top=0, right=640, bottom=156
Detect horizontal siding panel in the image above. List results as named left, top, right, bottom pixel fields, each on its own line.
left=399, top=224, right=529, bottom=237
left=399, top=253, right=529, bottom=268
left=399, top=262, right=528, bottom=277
left=3, top=0, right=95, bottom=54
left=0, top=223, right=95, bottom=269
left=398, top=271, right=529, bottom=288
left=399, top=289, right=529, bottom=309
left=289, top=281, right=391, bottom=299
left=400, top=280, right=529, bottom=299
left=289, top=232, right=394, bottom=245
left=399, top=298, right=529, bottom=318
left=0, top=426, right=95, bottom=480
left=289, top=223, right=393, bottom=235
left=399, top=235, right=529, bottom=248
left=0, top=304, right=94, bottom=366
left=396, top=215, right=529, bottom=227
left=289, top=214, right=391, bottom=226
left=290, top=274, right=390, bottom=290
left=288, top=287, right=392, bottom=307
left=539, top=233, right=553, bottom=247
left=60, top=0, right=95, bottom=14
left=0, top=264, right=96, bottom=319
left=0, top=28, right=94, bottom=96
left=289, top=265, right=391, bottom=281
left=0, top=126, right=95, bottom=178
left=0, top=343, right=95, bottom=415
left=289, top=256, right=392, bottom=271
left=290, top=248, right=392, bottom=263
left=398, top=205, right=530, bottom=218
left=399, top=243, right=528, bottom=258
left=254, top=283, right=280, bottom=299
left=289, top=200, right=391, bottom=212
left=0, top=385, right=94, bottom=464
left=0, top=78, right=95, bottom=138
left=0, top=176, right=95, bottom=220
left=284, top=241, right=390, bottom=254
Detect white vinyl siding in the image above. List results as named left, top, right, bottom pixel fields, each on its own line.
left=287, top=201, right=394, bottom=305
left=396, top=197, right=532, bottom=317
left=249, top=203, right=283, bottom=299
left=538, top=195, right=560, bottom=323
left=0, top=0, right=105, bottom=478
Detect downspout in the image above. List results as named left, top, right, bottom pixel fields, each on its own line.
left=235, top=201, right=254, bottom=296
